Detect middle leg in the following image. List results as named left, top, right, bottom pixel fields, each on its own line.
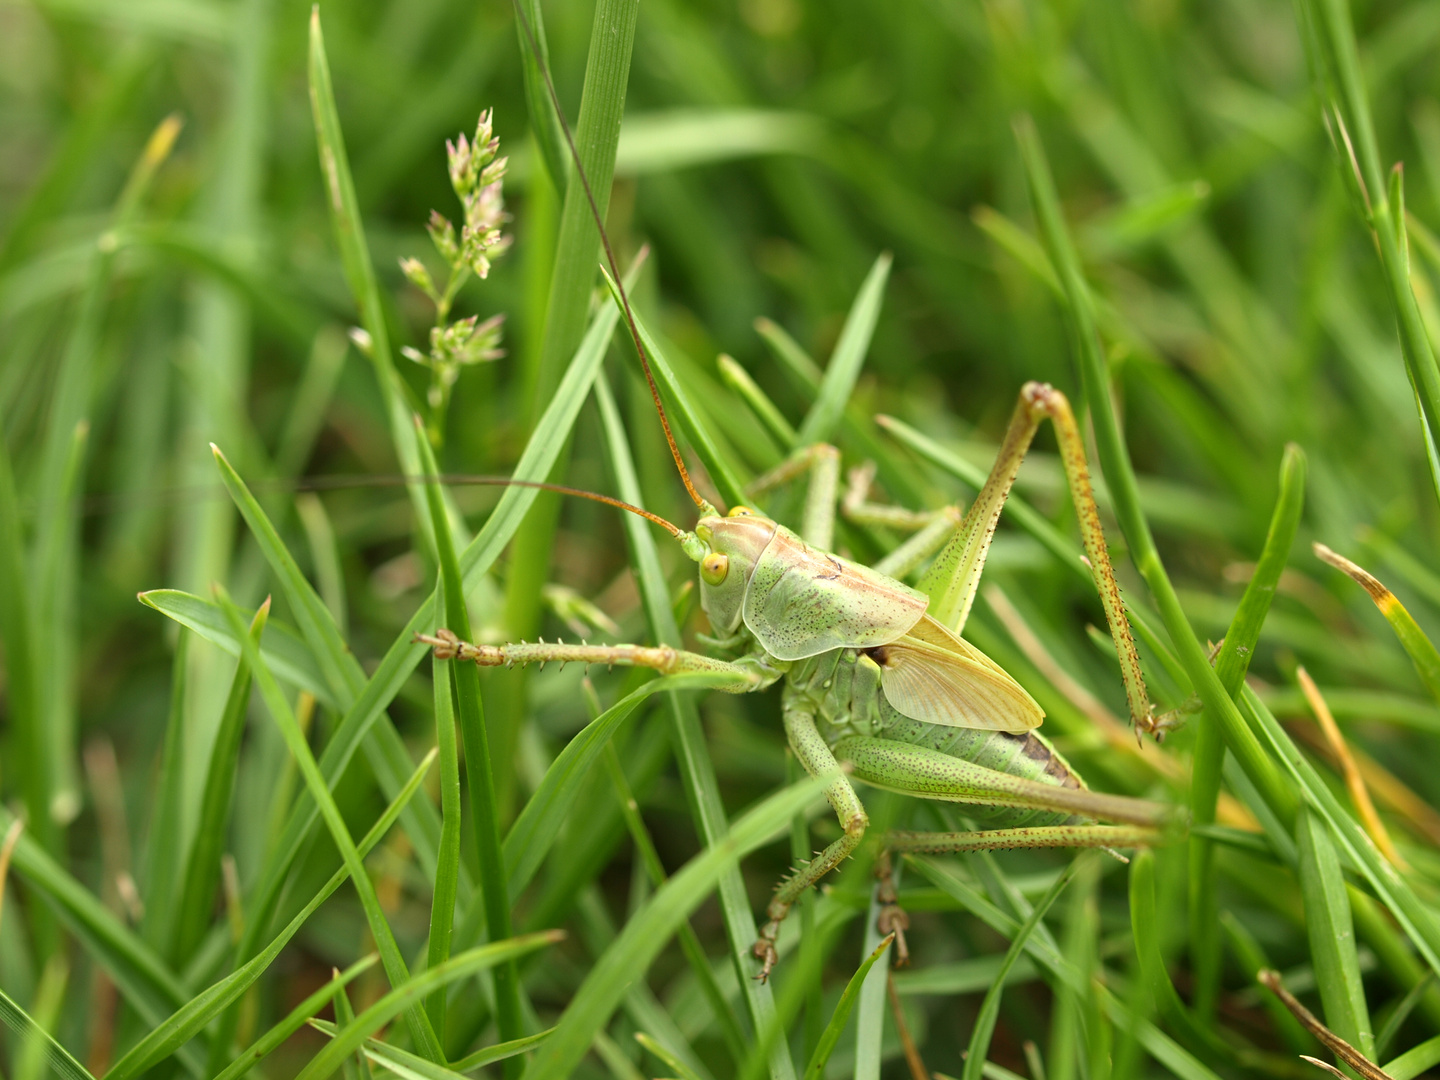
left=753, top=700, right=868, bottom=981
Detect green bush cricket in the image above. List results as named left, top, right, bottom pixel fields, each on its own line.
left=419, top=7, right=1179, bottom=982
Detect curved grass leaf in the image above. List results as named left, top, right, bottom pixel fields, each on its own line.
left=504, top=670, right=747, bottom=900
left=800, top=934, right=893, bottom=1080
left=208, top=957, right=379, bottom=1080
left=1190, top=442, right=1307, bottom=1016
left=1314, top=543, right=1440, bottom=703
left=308, top=1020, right=553, bottom=1078
left=523, top=772, right=830, bottom=1080
left=414, top=421, right=522, bottom=1052
left=137, top=590, right=333, bottom=708
left=1385, top=1035, right=1440, bottom=1080
left=293, top=936, right=563, bottom=1080
left=103, top=750, right=435, bottom=1080
left=796, top=251, right=891, bottom=445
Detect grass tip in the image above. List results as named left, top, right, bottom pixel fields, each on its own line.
left=1313, top=542, right=1391, bottom=605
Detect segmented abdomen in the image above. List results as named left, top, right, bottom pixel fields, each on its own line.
left=877, top=714, right=1082, bottom=828
left=790, top=648, right=1084, bottom=829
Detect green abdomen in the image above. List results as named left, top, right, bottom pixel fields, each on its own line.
left=790, top=649, right=1084, bottom=829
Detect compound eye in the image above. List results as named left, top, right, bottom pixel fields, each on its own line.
left=700, top=552, right=730, bottom=586
left=727, top=505, right=754, bottom=517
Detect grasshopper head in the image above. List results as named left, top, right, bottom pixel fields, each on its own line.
left=682, top=506, right=778, bottom=635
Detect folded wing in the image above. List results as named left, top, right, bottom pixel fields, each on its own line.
left=874, top=615, right=1044, bottom=732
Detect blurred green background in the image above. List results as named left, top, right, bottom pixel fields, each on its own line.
left=5, top=0, right=1440, bottom=1077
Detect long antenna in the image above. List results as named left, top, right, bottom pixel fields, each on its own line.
left=512, top=1, right=715, bottom=514
left=75, top=474, right=685, bottom=535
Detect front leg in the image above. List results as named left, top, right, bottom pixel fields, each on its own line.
left=417, top=629, right=780, bottom=691
left=753, top=699, right=868, bottom=981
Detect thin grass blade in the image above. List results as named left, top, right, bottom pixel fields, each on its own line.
left=215, top=587, right=445, bottom=1061
left=293, top=937, right=562, bottom=1080
left=523, top=772, right=829, bottom=1080
left=413, top=419, right=523, bottom=1053
left=1297, top=804, right=1374, bottom=1058
left=800, top=934, right=893, bottom=1080
left=102, top=750, right=435, bottom=1080
left=796, top=252, right=891, bottom=445
left=0, top=983, right=94, bottom=1080
left=963, top=863, right=1076, bottom=1080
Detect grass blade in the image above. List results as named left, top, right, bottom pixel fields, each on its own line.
left=425, top=656, right=461, bottom=1035
left=1190, top=442, right=1307, bottom=1017
left=962, top=862, right=1075, bottom=1080
left=207, top=957, right=379, bottom=1080
left=523, top=772, right=829, bottom=1080
left=504, top=672, right=741, bottom=900
left=601, top=268, right=749, bottom=508
left=1297, top=804, right=1374, bottom=1058
left=103, top=749, right=436, bottom=1080
left=413, top=420, right=523, bottom=1054
left=307, top=8, right=429, bottom=529
left=800, top=934, right=893, bottom=1080
left=0, top=983, right=94, bottom=1080
left=138, top=590, right=334, bottom=708
left=1313, top=543, right=1440, bottom=703
left=308, top=1020, right=553, bottom=1078
left=214, top=586, right=445, bottom=1061
left=170, top=603, right=267, bottom=965
left=293, top=937, right=563, bottom=1080
left=796, top=252, right=891, bottom=445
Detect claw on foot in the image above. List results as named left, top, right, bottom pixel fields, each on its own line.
left=414, top=628, right=461, bottom=659
left=877, top=904, right=911, bottom=966
left=753, top=922, right=781, bottom=982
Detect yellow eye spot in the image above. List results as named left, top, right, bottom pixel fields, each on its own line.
left=701, top=553, right=730, bottom=586
left=727, top=505, right=754, bottom=517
